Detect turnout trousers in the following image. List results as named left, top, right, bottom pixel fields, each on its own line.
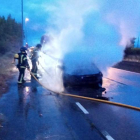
left=31, top=60, right=38, bottom=76
left=18, top=67, right=25, bottom=84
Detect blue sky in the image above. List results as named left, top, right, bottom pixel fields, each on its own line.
left=1, top=0, right=140, bottom=46
left=1, top=0, right=140, bottom=70
left=0, top=0, right=54, bottom=45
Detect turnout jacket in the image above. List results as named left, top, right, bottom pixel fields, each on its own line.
left=29, top=47, right=40, bottom=62
left=14, top=52, right=29, bottom=69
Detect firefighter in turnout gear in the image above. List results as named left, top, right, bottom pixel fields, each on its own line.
left=14, top=47, right=30, bottom=84
left=29, top=44, right=42, bottom=78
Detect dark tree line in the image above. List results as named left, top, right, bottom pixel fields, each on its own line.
left=0, top=14, right=22, bottom=55
left=124, top=37, right=140, bottom=57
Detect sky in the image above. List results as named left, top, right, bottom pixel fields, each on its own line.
left=1, top=0, right=140, bottom=63
left=1, top=0, right=140, bottom=47
left=0, top=0, right=52, bottom=45
left=1, top=0, right=140, bottom=92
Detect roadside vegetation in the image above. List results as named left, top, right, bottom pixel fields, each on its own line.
left=124, top=37, right=140, bottom=62
left=0, top=14, right=22, bottom=95
left=114, top=37, right=140, bottom=73
left=0, top=14, right=22, bottom=54
left=124, top=47, right=140, bottom=56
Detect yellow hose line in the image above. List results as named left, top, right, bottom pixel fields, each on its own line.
left=29, top=71, right=140, bottom=112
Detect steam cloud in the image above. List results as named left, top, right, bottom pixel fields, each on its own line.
left=37, top=0, right=140, bottom=92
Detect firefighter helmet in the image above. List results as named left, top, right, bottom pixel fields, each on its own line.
left=20, top=47, right=27, bottom=52
left=14, top=54, right=19, bottom=59
left=36, top=44, right=42, bottom=49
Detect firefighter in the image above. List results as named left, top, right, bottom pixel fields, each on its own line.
left=30, top=44, right=42, bottom=78
left=14, top=47, right=30, bottom=84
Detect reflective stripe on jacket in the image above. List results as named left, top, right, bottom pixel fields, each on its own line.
left=16, top=52, right=29, bottom=68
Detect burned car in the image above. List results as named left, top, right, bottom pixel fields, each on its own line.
left=62, top=64, right=103, bottom=88
left=60, top=52, right=103, bottom=89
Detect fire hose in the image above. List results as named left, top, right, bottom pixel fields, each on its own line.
left=29, top=70, right=140, bottom=112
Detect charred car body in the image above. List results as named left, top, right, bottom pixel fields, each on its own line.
left=60, top=52, right=103, bottom=89
left=62, top=64, right=103, bottom=88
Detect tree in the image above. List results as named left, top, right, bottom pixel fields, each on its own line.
left=0, top=14, right=23, bottom=55
left=124, top=37, right=140, bottom=57
left=126, top=37, right=136, bottom=48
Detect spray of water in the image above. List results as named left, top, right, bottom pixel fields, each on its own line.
left=36, top=0, right=140, bottom=92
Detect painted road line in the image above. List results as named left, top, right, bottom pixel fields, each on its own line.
left=106, top=135, right=115, bottom=140
left=76, top=102, right=89, bottom=114
left=103, top=131, right=115, bottom=140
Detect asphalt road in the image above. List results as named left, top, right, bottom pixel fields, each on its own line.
left=0, top=68, right=140, bottom=140
left=103, top=68, right=140, bottom=106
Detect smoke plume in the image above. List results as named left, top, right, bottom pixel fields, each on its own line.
left=37, top=0, right=140, bottom=92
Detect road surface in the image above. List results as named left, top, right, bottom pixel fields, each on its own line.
left=0, top=68, right=140, bottom=140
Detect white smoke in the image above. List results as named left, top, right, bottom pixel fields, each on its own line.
left=104, top=0, right=140, bottom=46
left=37, top=0, right=140, bottom=92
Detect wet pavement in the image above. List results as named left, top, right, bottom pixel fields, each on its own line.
left=0, top=77, right=104, bottom=140
left=0, top=68, right=140, bottom=140
left=103, top=68, right=140, bottom=107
